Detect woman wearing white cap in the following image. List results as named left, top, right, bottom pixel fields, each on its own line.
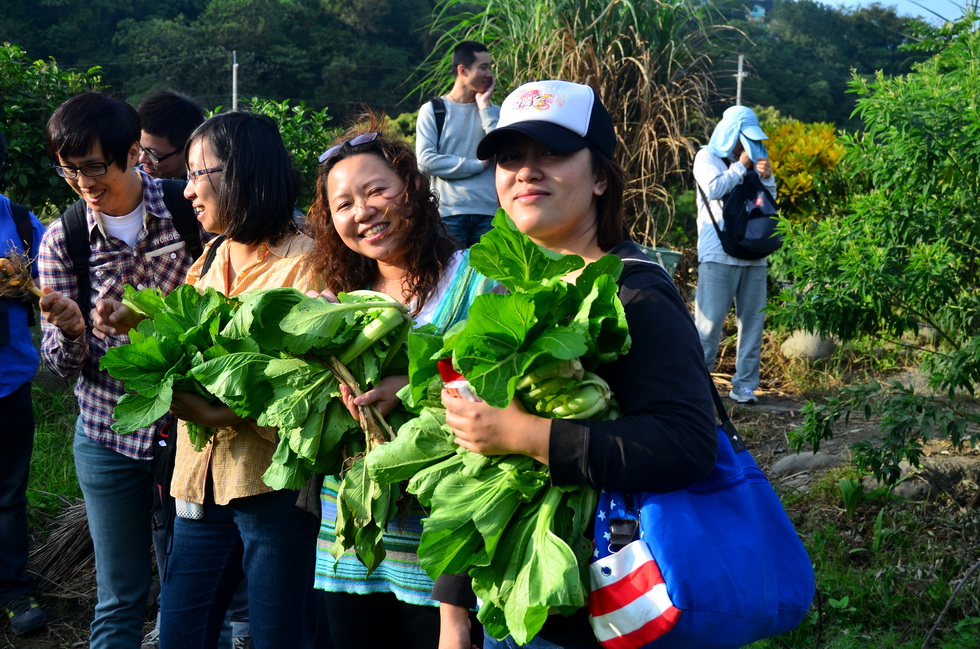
left=434, top=80, right=718, bottom=649
left=693, top=106, right=777, bottom=405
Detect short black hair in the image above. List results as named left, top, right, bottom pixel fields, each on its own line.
left=451, top=41, right=489, bottom=75
left=46, top=92, right=140, bottom=170
left=186, top=111, right=297, bottom=246
left=137, top=89, right=206, bottom=151
left=0, top=129, right=7, bottom=172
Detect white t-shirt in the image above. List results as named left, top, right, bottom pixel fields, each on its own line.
left=99, top=202, right=144, bottom=248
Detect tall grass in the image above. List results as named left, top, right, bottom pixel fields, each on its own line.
left=414, top=0, right=725, bottom=246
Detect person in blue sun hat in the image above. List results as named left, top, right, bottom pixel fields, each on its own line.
left=693, top=105, right=778, bottom=405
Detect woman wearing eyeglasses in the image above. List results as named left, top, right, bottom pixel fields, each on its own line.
left=141, top=111, right=326, bottom=649
left=304, top=115, right=494, bottom=649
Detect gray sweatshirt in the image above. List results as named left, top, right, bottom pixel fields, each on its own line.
left=416, top=97, right=500, bottom=218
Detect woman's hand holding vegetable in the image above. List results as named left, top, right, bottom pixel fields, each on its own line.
left=170, top=390, right=244, bottom=428
left=442, top=390, right=551, bottom=464
left=339, top=374, right=408, bottom=420
left=92, top=298, right=143, bottom=340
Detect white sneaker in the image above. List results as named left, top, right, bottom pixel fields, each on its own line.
left=729, top=387, right=758, bottom=404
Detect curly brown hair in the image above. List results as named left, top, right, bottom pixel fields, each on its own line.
left=305, top=112, right=457, bottom=314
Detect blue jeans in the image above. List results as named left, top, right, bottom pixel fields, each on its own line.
left=694, top=261, right=767, bottom=391
left=484, top=633, right=565, bottom=649
left=0, top=383, right=35, bottom=608
left=443, top=213, right=494, bottom=249
left=159, top=488, right=319, bottom=649
left=73, top=420, right=154, bottom=649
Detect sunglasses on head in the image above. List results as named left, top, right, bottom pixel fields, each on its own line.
left=318, top=132, right=381, bottom=164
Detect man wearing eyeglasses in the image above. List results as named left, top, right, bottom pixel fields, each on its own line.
left=36, top=91, right=206, bottom=649
left=137, top=89, right=206, bottom=180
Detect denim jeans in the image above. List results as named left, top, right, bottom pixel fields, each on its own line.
left=484, top=632, right=566, bottom=649
left=443, top=213, right=494, bottom=249
left=0, top=383, right=35, bottom=608
left=694, top=261, right=767, bottom=391
left=73, top=419, right=154, bottom=649
left=159, top=488, right=319, bottom=649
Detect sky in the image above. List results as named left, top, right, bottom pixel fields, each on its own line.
left=816, top=0, right=966, bottom=24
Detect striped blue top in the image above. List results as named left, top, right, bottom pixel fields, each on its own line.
left=314, top=249, right=494, bottom=604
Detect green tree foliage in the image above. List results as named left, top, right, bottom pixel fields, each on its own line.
left=770, top=13, right=980, bottom=484
left=724, top=0, right=931, bottom=127
left=0, top=0, right=434, bottom=119
left=0, top=43, right=103, bottom=215
left=237, top=98, right=342, bottom=211
left=415, top=0, right=722, bottom=246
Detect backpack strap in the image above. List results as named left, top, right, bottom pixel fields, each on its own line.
left=696, top=183, right=726, bottom=244
left=61, top=199, right=93, bottom=325
left=200, top=235, right=226, bottom=278
left=430, top=97, right=447, bottom=151
left=160, top=178, right=203, bottom=259
left=10, top=203, right=33, bottom=258
left=9, top=203, right=38, bottom=325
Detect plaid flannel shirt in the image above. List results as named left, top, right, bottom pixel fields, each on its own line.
left=39, top=170, right=204, bottom=460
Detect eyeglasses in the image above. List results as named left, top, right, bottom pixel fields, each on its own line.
left=53, top=158, right=116, bottom=179
left=318, top=132, right=381, bottom=164
left=139, top=145, right=180, bottom=165
left=186, top=166, right=223, bottom=185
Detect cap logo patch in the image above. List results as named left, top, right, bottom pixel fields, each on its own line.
left=513, top=89, right=555, bottom=112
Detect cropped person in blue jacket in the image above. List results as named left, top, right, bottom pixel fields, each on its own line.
left=0, top=128, right=48, bottom=638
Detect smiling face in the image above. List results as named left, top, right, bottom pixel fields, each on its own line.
left=326, top=153, right=410, bottom=265
left=459, top=51, right=494, bottom=94
left=183, top=137, right=224, bottom=234
left=495, top=135, right=607, bottom=256
left=58, top=141, right=142, bottom=217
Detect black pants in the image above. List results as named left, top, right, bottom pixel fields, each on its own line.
left=0, top=382, right=35, bottom=607
left=321, top=591, right=451, bottom=649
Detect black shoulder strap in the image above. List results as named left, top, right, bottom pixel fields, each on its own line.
left=8, top=204, right=38, bottom=325
left=10, top=204, right=33, bottom=257
left=696, top=183, right=726, bottom=243
left=160, top=179, right=203, bottom=259
left=200, top=235, right=226, bottom=277
left=61, top=199, right=93, bottom=325
left=431, top=97, right=447, bottom=151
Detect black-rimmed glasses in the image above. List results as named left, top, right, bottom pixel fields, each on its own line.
left=318, top=132, right=381, bottom=164
left=186, top=167, right=223, bottom=185
left=53, top=158, right=116, bottom=179
left=139, top=145, right=180, bottom=165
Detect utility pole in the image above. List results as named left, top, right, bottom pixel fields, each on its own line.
left=734, top=54, right=747, bottom=106
left=232, top=51, right=239, bottom=111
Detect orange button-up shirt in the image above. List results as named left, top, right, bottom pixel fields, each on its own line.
left=170, top=231, right=325, bottom=505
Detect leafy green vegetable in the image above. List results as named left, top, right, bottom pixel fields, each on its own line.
left=367, top=210, right=630, bottom=643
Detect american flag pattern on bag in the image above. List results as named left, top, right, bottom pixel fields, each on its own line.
left=588, top=493, right=681, bottom=649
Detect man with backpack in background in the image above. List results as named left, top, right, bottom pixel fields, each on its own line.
left=37, top=91, right=205, bottom=649
left=416, top=40, right=499, bottom=248
left=137, top=89, right=206, bottom=181
left=0, top=129, right=48, bottom=637
left=693, top=105, right=777, bottom=404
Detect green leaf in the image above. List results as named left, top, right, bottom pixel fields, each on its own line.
left=110, top=381, right=175, bottom=434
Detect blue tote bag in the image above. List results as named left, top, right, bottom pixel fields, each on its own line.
left=588, top=389, right=815, bottom=649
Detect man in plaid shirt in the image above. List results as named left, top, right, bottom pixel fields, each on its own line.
left=37, top=92, right=204, bottom=649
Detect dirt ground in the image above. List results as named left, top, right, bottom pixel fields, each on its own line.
left=4, top=379, right=977, bottom=648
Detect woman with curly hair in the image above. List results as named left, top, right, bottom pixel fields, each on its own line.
left=305, top=113, right=493, bottom=649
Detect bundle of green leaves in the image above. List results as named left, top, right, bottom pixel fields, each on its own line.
left=367, top=211, right=631, bottom=643
left=100, top=285, right=413, bottom=501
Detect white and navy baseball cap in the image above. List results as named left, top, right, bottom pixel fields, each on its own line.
left=477, top=80, right=616, bottom=160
